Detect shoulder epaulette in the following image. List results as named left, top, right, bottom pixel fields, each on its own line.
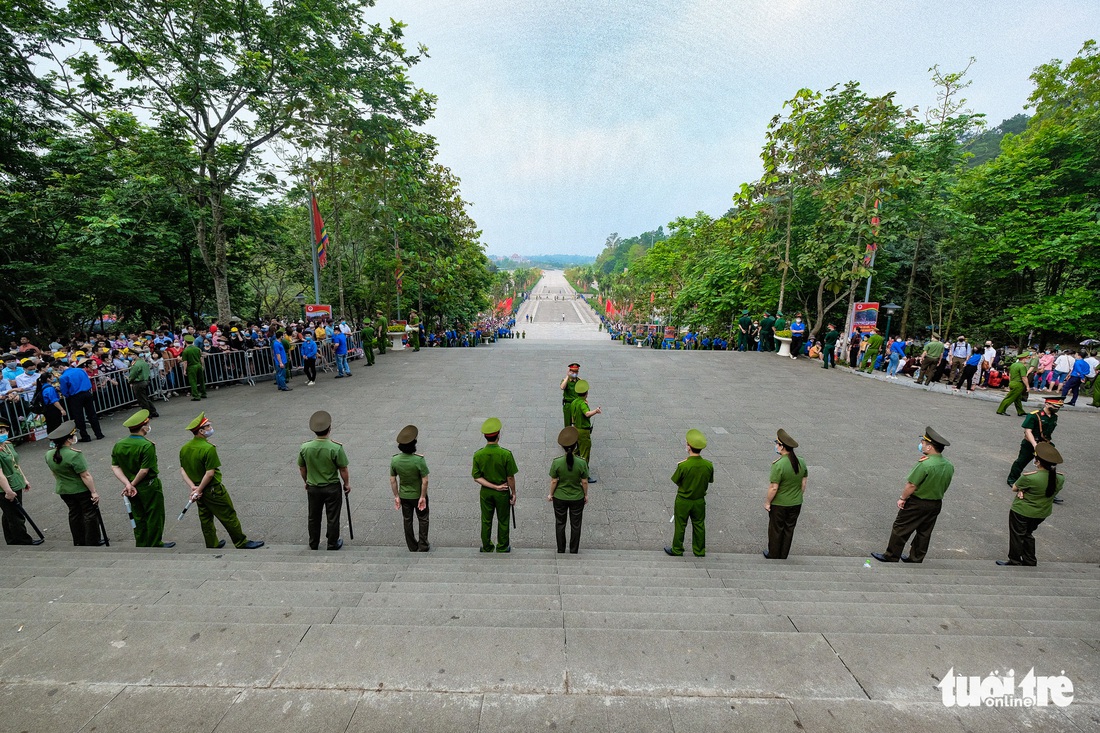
left=415, top=453, right=424, bottom=457
left=1020, top=470, right=1038, bottom=477
left=331, top=440, right=343, bottom=446
left=771, top=457, right=781, bottom=465
left=917, top=455, right=928, bottom=462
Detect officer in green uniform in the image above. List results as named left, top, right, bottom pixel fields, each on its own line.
left=860, top=328, right=883, bottom=372
left=472, top=417, right=518, bottom=553
left=110, top=409, right=173, bottom=547
left=547, top=426, right=589, bottom=554
left=570, top=380, right=601, bottom=481
left=179, top=412, right=264, bottom=550
left=764, top=429, right=807, bottom=559
left=45, top=421, right=103, bottom=546
left=1006, top=397, right=1060, bottom=487
left=872, top=426, right=954, bottom=563
left=998, top=442, right=1064, bottom=566
left=664, top=429, right=714, bottom=557
left=375, top=311, right=388, bottom=355
left=996, top=352, right=1031, bottom=416
left=560, top=363, right=580, bottom=427
left=0, top=420, right=42, bottom=545
left=822, top=324, right=839, bottom=369
left=127, top=353, right=159, bottom=418
left=760, top=312, right=775, bottom=352
left=408, top=310, right=420, bottom=351
left=181, top=335, right=206, bottom=401
left=361, top=322, right=375, bottom=366
left=390, top=424, right=430, bottom=552
left=772, top=312, right=787, bottom=352
left=297, top=410, right=351, bottom=550
left=737, top=309, right=752, bottom=351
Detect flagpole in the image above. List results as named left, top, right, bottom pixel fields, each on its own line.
left=309, top=192, right=322, bottom=305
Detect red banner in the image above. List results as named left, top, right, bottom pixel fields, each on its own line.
left=304, top=304, right=332, bottom=320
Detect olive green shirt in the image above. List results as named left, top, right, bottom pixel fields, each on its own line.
left=45, top=447, right=89, bottom=495
left=774, top=317, right=788, bottom=332
left=1021, top=410, right=1057, bottom=441
left=1008, top=360, right=1028, bottom=387
left=297, top=438, right=349, bottom=486
left=179, top=436, right=223, bottom=489
left=549, top=455, right=589, bottom=501
left=471, top=443, right=518, bottom=485
left=769, top=455, right=808, bottom=507
left=760, top=317, right=776, bottom=337
left=738, top=316, right=752, bottom=333
left=181, top=345, right=202, bottom=367
left=571, top=398, right=592, bottom=430
left=823, top=328, right=840, bottom=348
left=1011, top=469, right=1064, bottom=519
left=671, top=455, right=714, bottom=501
left=111, top=435, right=160, bottom=484
left=923, top=340, right=945, bottom=359
left=128, top=358, right=150, bottom=383
left=865, top=334, right=884, bottom=354
left=906, top=453, right=954, bottom=501
left=562, top=376, right=579, bottom=405
left=390, top=452, right=429, bottom=500
left=375, top=316, right=387, bottom=335
left=0, top=443, right=27, bottom=492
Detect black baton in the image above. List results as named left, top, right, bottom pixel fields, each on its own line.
left=345, top=492, right=354, bottom=540
left=95, top=504, right=110, bottom=547
left=13, top=499, right=45, bottom=541
left=511, top=502, right=516, bottom=529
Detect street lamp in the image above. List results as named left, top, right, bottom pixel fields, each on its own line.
left=883, top=302, right=900, bottom=340
left=294, top=293, right=306, bottom=321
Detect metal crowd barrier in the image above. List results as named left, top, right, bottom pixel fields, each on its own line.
left=3, top=334, right=366, bottom=443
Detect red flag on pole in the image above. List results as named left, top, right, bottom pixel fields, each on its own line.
left=311, top=194, right=329, bottom=268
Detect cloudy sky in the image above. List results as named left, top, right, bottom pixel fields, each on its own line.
left=371, top=0, right=1096, bottom=257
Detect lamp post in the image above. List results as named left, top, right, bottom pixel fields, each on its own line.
left=883, top=302, right=900, bottom=341
left=294, top=293, right=306, bottom=322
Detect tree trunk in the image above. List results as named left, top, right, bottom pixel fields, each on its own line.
left=210, top=193, right=232, bottom=324
left=776, top=186, right=795, bottom=313
left=899, top=225, right=923, bottom=339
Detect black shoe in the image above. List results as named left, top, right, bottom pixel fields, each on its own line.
left=79, top=434, right=92, bottom=442
left=900, top=555, right=919, bottom=563
left=497, top=545, right=511, bottom=553
left=95, top=434, right=105, bottom=440
left=215, top=540, right=226, bottom=549
left=663, top=546, right=681, bottom=556
left=30, top=538, right=44, bottom=546
left=418, top=544, right=430, bottom=552
left=334, top=374, right=345, bottom=379
left=1052, top=497, right=1064, bottom=504
left=327, top=538, right=343, bottom=551
left=588, top=476, right=597, bottom=483
left=996, top=559, right=1023, bottom=566
left=191, top=398, right=201, bottom=401
left=94, top=538, right=108, bottom=546
left=149, top=413, right=160, bottom=418
left=241, top=540, right=264, bottom=549
left=762, top=550, right=770, bottom=559
left=870, top=552, right=897, bottom=563
left=160, top=541, right=176, bottom=548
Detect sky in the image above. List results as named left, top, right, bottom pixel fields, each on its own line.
left=368, top=0, right=1097, bottom=257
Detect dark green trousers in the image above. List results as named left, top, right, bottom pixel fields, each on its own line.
left=364, top=342, right=375, bottom=365
left=671, top=496, right=706, bottom=556
left=562, top=401, right=573, bottom=428
left=997, top=384, right=1027, bottom=415
left=197, top=484, right=248, bottom=548
left=576, top=428, right=592, bottom=463
left=187, top=365, right=207, bottom=399
left=1007, top=440, right=1042, bottom=486
left=130, top=478, right=167, bottom=547
left=479, top=487, right=510, bottom=551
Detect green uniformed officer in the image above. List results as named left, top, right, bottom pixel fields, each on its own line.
left=1006, top=397, right=1061, bottom=487
left=408, top=310, right=420, bottom=351
left=872, top=426, right=954, bottom=563
left=998, top=442, right=1064, bottom=566
left=361, top=321, right=375, bottom=366
left=0, top=420, right=42, bottom=545
left=664, top=429, right=714, bottom=557
left=127, top=353, right=159, bottom=418
left=45, top=421, right=103, bottom=546
left=995, top=352, right=1031, bottom=416
left=772, top=312, right=788, bottom=352
left=764, top=429, right=807, bottom=559
left=110, top=409, right=173, bottom=548
left=860, top=327, right=883, bottom=372
left=760, top=311, right=776, bottom=352
left=298, top=410, right=351, bottom=550
left=472, top=417, right=518, bottom=553
left=179, top=412, right=264, bottom=550
left=390, top=424, right=430, bottom=552
left=569, top=380, right=601, bottom=481
left=375, top=310, right=388, bottom=355
left=560, top=362, right=581, bottom=427
left=737, top=309, right=752, bottom=351
left=547, top=426, right=589, bottom=554
left=822, top=323, right=840, bottom=369
left=181, top=335, right=206, bottom=401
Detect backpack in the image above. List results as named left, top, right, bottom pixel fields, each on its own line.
left=30, top=385, right=46, bottom=414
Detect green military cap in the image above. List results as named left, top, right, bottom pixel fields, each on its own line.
left=776, top=428, right=798, bottom=449
left=558, top=426, right=579, bottom=447
left=481, top=417, right=502, bottom=435
left=922, top=426, right=950, bottom=447
left=397, top=424, right=418, bottom=443
left=741, top=309, right=749, bottom=315
left=310, top=410, right=332, bottom=433
left=686, top=429, right=707, bottom=450
left=574, top=379, right=589, bottom=394
left=1035, top=442, right=1063, bottom=464
left=763, top=311, right=771, bottom=316
left=184, top=335, right=195, bottom=343
left=568, top=362, right=580, bottom=369
left=776, top=311, right=784, bottom=317
left=186, top=412, right=209, bottom=432
left=47, top=420, right=77, bottom=441
left=123, top=409, right=150, bottom=428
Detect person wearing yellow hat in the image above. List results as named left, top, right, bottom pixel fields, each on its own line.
left=179, top=413, right=264, bottom=550
left=560, top=363, right=581, bottom=427
left=872, top=426, right=955, bottom=563
left=547, top=426, right=589, bottom=554
left=44, top=421, right=104, bottom=546
left=297, top=411, right=350, bottom=550
left=110, top=410, right=173, bottom=548
left=664, top=429, right=714, bottom=557
left=999, top=442, right=1064, bottom=566
left=764, top=429, right=807, bottom=559
left=390, top=425, right=430, bottom=552
left=569, top=380, right=601, bottom=481
left=473, top=417, right=518, bottom=552
left=180, top=334, right=206, bottom=401
left=0, top=420, right=43, bottom=545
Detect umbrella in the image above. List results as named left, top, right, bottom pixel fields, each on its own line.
left=1081, top=339, right=1100, bottom=346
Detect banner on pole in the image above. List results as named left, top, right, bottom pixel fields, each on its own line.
left=853, top=302, right=879, bottom=333
left=305, top=304, right=332, bottom=320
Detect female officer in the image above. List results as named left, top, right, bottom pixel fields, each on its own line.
left=764, top=429, right=807, bottom=560
left=389, top=425, right=429, bottom=551
left=0, top=421, right=42, bottom=545
left=547, top=426, right=589, bottom=554
left=44, top=421, right=103, bottom=546
left=998, top=443, right=1064, bottom=567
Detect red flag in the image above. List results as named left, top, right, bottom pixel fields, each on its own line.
left=650, top=292, right=655, bottom=304
left=863, top=198, right=881, bottom=266
left=311, top=194, right=329, bottom=268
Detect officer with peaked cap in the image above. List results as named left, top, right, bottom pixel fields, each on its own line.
left=297, top=410, right=351, bottom=550
left=1006, top=397, right=1061, bottom=488
left=472, top=417, right=518, bottom=552
left=181, top=334, right=206, bottom=401
left=179, top=412, right=264, bottom=550
left=999, top=442, right=1064, bottom=566
left=45, top=420, right=103, bottom=546
left=548, top=426, right=589, bottom=554
left=764, top=429, right=807, bottom=559
left=664, top=429, right=714, bottom=557
left=872, top=426, right=955, bottom=563
left=737, top=309, right=752, bottom=352
left=560, top=363, right=581, bottom=427
left=390, top=424, right=430, bottom=551
left=569, top=380, right=601, bottom=480
left=110, top=409, right=173, bottom=547
left=0, top=419, right=42, bottom=545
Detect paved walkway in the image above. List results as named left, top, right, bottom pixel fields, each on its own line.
left=516, top=269, right=605, bottom=340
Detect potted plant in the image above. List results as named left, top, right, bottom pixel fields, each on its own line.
left=774, top=329, right=794, bottom=357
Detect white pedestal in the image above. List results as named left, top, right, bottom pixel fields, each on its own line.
left=388, top=333, right=405, bottom=351
left=776, top=337, right=793, bottom=357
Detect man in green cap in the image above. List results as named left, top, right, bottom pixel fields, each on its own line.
left=360, top=321, right=375, bottom=366
left=560, top=363, right=580, bottom=427
left=472, top=417, right=518, bottom=552
left=772, top=312, right=787, bottom=352
left=872, top=426, right=954, bottom=563
left=127, top=352, right=159, bottom=418
left=179, top=412, right=264, bottom=550
left=375, top=310, right=388, bottom=355
left=570, top=380, right=601, bottom=482
left=917, top=334, right=945, bottom=385
left=822, top=323, right=839, bottom=369
left=181, top=335, right=206, bottom=401
left=995, top=351, right=1031, bottom=416
left=110, top=409, right=173, bottom=548
left=664, top=429, right=714, bottom=557
left=860, top=327, right=883, bottom=372
left=760, top=312, right=775, bottom=353
left=737, top=309, right=752, bottom=352
left=1006, top=397, right=1061, bottom=487
left=298, top=410, right=350, bottom=550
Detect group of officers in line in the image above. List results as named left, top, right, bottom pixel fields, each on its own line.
left=0, top=380, right=1070, bottom=568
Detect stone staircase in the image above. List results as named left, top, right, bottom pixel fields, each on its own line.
left=1, top=544, right=1097, bottom=732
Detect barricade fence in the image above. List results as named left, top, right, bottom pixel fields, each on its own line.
left=4, top=334, right=365, bottom=442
